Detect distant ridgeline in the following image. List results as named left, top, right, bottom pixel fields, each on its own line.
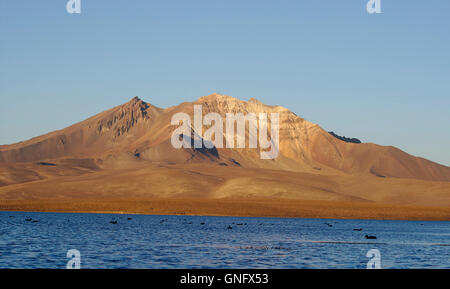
left=328, top=131, right=362, bottom=144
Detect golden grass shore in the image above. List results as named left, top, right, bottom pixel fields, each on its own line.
left=1, top=197, right=449, bottom=221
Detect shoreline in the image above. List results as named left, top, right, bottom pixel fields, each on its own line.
left=1, top=198, right=449, bottom=221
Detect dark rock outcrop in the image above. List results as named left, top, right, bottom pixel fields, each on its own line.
left=329, top=131, right=362, bottom=144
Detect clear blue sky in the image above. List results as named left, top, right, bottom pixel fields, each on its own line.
left=1, top=0, right=449, bottom=165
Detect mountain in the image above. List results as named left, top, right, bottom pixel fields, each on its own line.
left=1, top=93, right=449, bottom=181
left=0, top=94, right=449, bottom=219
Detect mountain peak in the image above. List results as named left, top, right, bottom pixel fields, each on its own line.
left=197, top=93, right=238, bottom=103
left=129, top=96, right=143, bottom=104
left=122, top=96, right=150, bottom=111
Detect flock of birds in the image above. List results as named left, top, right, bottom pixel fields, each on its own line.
left=20, top=216, right=378, bottom=240
left=107, top=217, right=249, bottom=231
left=105, top=218, right=378, bottom=239
left=324, top=222, right=377, bottom=239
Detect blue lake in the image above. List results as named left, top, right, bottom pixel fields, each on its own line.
left=0, top=211, right=449, bottom=268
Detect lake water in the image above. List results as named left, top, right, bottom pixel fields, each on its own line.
left=0, top=211, right=449, bottom=268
